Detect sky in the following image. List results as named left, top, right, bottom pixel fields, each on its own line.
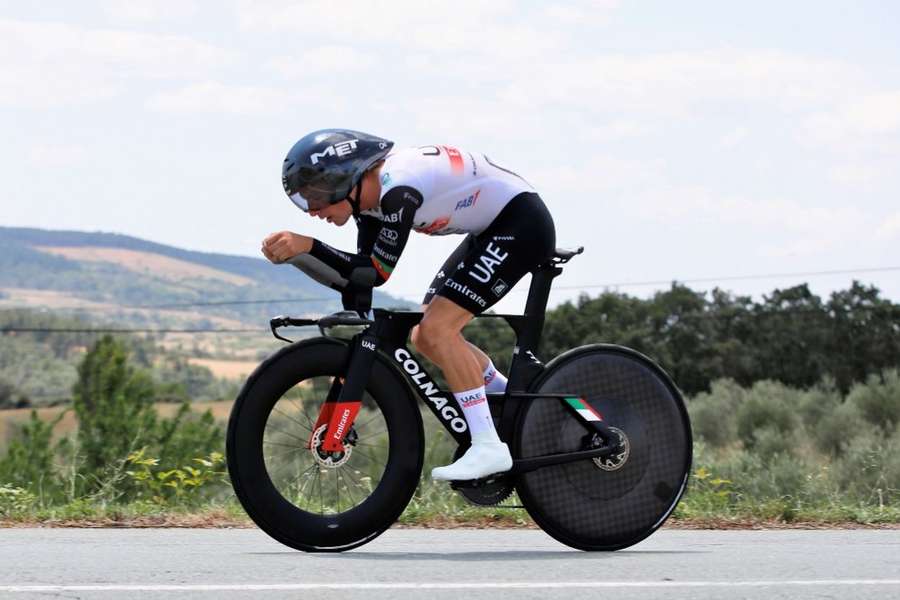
left=1, top=0, right=899, bottom=313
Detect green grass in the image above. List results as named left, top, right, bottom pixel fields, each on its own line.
left=3, top=375, right=900, bottom=529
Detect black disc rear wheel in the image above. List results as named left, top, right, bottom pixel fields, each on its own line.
left=227, top=339, right=424, bottom=552
left=515, top=345, right=692, bottom=551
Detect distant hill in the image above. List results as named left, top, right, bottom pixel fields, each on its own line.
left=0, top=226, right=410, bottom=328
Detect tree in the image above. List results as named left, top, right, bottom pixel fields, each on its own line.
left=72, top=335, right=158, bottom=490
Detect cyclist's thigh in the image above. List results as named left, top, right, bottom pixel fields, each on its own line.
left=421, top=234, right=477, bottom=306
left=435, top=192, right=556, bottom=314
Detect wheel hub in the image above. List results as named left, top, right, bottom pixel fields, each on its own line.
left=310, top=424, right=354, bottom=468
left=593, top=427, right=630, bottom=471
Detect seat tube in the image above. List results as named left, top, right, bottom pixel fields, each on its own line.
left=508, top=265, right=561, bottom=386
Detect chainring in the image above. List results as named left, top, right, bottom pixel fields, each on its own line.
left=449, top=445, right=516, bottom=506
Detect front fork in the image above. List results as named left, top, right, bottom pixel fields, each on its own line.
left=309, top=329, right=379, bottom=453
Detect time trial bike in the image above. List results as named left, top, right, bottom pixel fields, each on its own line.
left=226, top=246, right=692, bottom=551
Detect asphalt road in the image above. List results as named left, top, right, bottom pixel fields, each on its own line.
left=2, top=528, right=899, bottom=599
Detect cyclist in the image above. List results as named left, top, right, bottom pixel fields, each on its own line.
left=263, top=129, right=556, bottom=481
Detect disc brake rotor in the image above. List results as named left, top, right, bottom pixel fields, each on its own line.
left=310, top=423, right=354, bottom=469
left=593, top=427, right=631, bottom=471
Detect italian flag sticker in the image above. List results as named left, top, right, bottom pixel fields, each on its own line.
left=565, top=397, right=604, bottom=422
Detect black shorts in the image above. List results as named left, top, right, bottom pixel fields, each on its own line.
left=423, top=192, right=556, bottom=314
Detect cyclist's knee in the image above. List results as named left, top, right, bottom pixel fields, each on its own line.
left=412, top=320, right=438, bottom=355
left=410, top=324, right=426, bottom=353
left=413, top=317, right=455, bottom=356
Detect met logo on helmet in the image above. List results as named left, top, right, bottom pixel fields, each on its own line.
left=310, top=139, right=359, bottom=165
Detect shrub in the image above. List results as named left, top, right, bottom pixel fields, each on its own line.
left=735, top=381, right=797, bottom=453
left=125, top=448, right=227, bottom=506
left=0, top=485, right=37, bottom=517
left=846, top=370, right=900, bottom=433
left=0, top=410, right=64, bottom=502
left=717, top=451, right=812, bottom=507
left=832, top=429, right=900, bottom=503
left=0, top=333, right=227, bottom=513
left=796, top=378, right=842, bottom=429
left=688, top=379, right=745, bottom=448
left=809, top=400, right=865, bottom=457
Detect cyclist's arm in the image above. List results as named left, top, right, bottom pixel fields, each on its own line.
left=302, top=186, right=421, bottom=288
left=355, top=214, right=382, bottom=255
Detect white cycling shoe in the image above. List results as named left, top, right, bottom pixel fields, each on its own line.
left=431, top=442, right=513, bottom=481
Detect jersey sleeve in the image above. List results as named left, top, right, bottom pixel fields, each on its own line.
left=366, top=186, right=420, bottom=283
left=306, top=186, right=422, bottom=287
left=355, top=214, right=382, bottom=255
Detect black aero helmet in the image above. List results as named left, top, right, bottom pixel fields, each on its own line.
left=282, top=129, right=394, bottom=212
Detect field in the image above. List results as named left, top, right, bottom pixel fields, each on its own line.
left=0, top=401, right=234, bottom=450
left=0, top=287, right=260, bottom=332
left=187, top=358, right=259, bottom=380
left=33, top=246, right=254, bottom=286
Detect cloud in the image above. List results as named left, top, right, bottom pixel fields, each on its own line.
left=829, top=163, right=881, bottom=186
left=611, top=185, right=871, bottom=257
left=542, top=0, right=620, bottom=25
left=267, top=45, right=378, bottom=77
left=627, top=186, right=865, bottom=231
left=531, top=155, right=664, bottom=195
left=27, top=143, right=88, bottom=167
left=876, top=212, right=900, bottom=241
left=521, top=50, right=863, bottom=118
left=237, top=0, right=594, bottom=61
left=146, top=81, right=293, bottom=115
left=99, top=0, right=200, bottom=22
left=720, top=126, right=749, bottom=148
left=802, top=90, right=900, bottom=147
left=339, top=46, right=863, bottom=141
left=237, top=0, right=519, bottom=37
left=0, top=18, right=238, bottom=107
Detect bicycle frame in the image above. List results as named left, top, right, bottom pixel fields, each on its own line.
left=273, top=249, right=623, bottom=476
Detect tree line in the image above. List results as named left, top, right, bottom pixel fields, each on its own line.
left=465, top=281, right=900, bottom=395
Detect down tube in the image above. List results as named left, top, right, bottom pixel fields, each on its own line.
left=383, top=342, right=471, bottom=446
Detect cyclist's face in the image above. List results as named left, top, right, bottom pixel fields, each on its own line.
left=309, top=199, right=352, bottom=226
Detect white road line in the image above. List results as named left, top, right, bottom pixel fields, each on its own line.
left=2, top=581, right=900, bottom=592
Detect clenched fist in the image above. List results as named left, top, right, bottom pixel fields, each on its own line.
left=262, top=231, right=314, bottom=264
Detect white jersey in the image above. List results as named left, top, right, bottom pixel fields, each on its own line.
left=369, top=145, right=536, bottom=236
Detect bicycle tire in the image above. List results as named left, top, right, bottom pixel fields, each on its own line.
left=515, top=344, right=692, bottom=551
left=227, top=337, right=424, bottom=552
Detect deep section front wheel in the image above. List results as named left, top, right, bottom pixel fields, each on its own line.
left=227, top=338, right=424, bottom=552
left=515, top=344, right=692, bottom=551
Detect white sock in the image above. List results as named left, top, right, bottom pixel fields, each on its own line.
left=482, top=360, right=508, bottom=394
left=454, top=386, right=500, bottom=442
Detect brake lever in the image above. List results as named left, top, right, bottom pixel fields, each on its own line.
left=269, top=315, right=318, bottom=343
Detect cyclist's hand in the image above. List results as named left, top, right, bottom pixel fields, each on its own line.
left=262, top=231, right=313, bottom=264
